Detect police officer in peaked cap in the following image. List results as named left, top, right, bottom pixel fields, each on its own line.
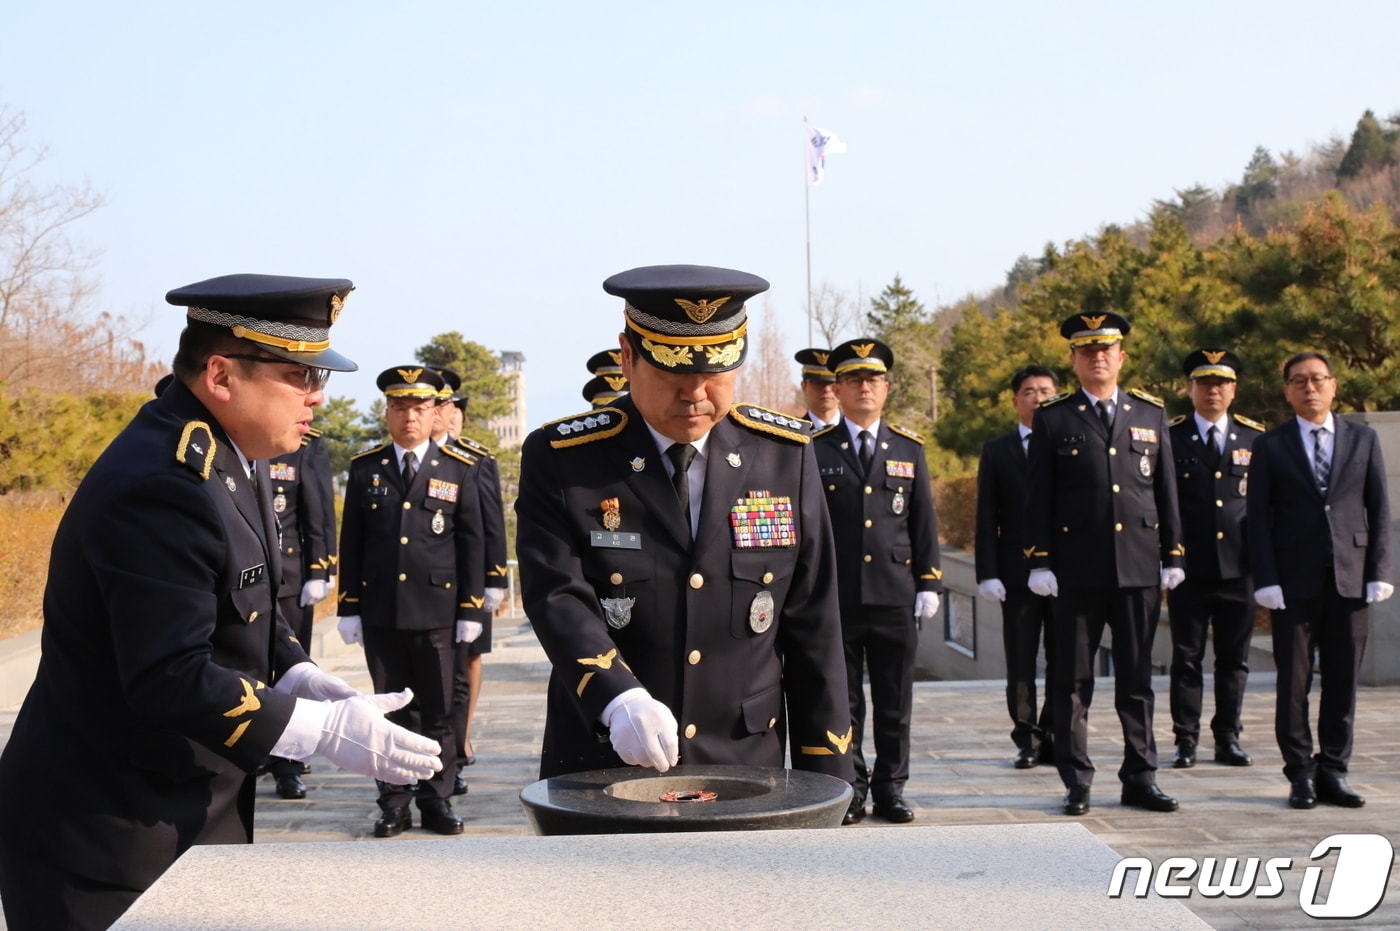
left=794, top=347, right=838, bottom=430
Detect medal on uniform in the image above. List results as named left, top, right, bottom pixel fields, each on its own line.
left=749, top=591, right=775, bottom=633
left=891, top=491, right=906, bottom=515
left=372, top=474, right=381, bottom=487
left=601, top=497, right=621, bottom=531
left=726, top=452, right=742, bottom=468
left=273, top=493, right=287, bottom=513
left=431, top=510, right=445, bottom=534
left=600, top=596, right=634, bottom=629
left=1238, top=476, right=1248, bottom=496
left=730, top=490, right=797, bottom=548
left=1139, top=455, right=1152, bottom=477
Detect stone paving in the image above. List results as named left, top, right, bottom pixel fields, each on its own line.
left=3, top=613, right=1399, bottom=929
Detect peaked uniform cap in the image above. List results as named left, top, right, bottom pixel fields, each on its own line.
left=1182, top=348, right=1241, bottom=381
left=586, top=349, right=625, bottom=376
left=794, top=347, right=836, bottom=382
left=165, top=273, right=357, bottom=371
left=604, top=264, right=768, bottom=374
left=827, top=338, right=895, bottom=376
left=376, top=365, right=446, bottom=399
left=1059, top=310, right=1131, bottom=348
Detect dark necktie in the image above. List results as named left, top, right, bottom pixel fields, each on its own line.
left=1312, top=427, right=1330, bottom=490
left=1097, top=399, right=1114, bottom=433
left=401, top=450, right=418, bottom=488
left=665, top=443, right=697, bottom=528
left=1203, top=425, right=1220, bottom=467
left=858, top=429, right=874, bottom=477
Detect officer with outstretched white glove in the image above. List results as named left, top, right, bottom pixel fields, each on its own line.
left=270, top=688, right=443, bottom=785
left=601, top=688, right=680, bottom=771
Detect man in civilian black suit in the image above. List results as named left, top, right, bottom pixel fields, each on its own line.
left=1245, top=351, right=1393, bottom=810
left=975, top=365, right=1059, bottom=769
left=1165, top=349, right=1263, bottom=771
left=814, top=338, right=943, bottom=825
left=336, top=366, right=489, bottom=837
left=1025, top=310, right=1185, bottom=816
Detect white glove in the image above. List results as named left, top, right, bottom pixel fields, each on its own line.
left=455, top=620, right=484, bottom=643
left=1254, top=585, right=1286, bottom=611
left=316, top=689, right=443, bottom=784
left=1366, top=581, right=1394, bottom=604
left=299, top=579, right=330, bottom=606
left=1028, top=568, right=1059, bottom=598
left=483, top=587, right=506, bottom=612
left=977, top=579, right=1007, bottom=603
left=914, top=591, right=941, bottom=619
left=603, top=687, right=680, bottom=772
left=1160, top=567, right=1185, bottom=591
left=276, top=661, right=360, bottom=701
left=336, top=615, right=363, bottom=646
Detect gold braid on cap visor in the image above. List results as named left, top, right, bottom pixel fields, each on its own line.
left=1189, top=365, right=1237, bottom=380
left=1067, top=331, right=1123, bottom=349
left=626, top=316, right=748, bottom=369
left=186, top=307, right=331, bottom=352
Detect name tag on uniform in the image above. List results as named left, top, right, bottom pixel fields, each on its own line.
left=591, top=531, right=641, bottom=549
left=820, top=465, right=844, bottom=477
left=238, top=564, right=266, bottom=589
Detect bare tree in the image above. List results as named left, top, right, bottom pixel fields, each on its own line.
left=0, top=106, right=154, bottom=392
left=734, top=298, right=804, bottom=415
left=808, top=280, right=863, bottom=346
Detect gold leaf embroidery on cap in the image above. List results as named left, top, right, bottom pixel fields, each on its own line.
left=642, top=339, right=693, bottom=368
left=705, top=337, right=744, bottom=367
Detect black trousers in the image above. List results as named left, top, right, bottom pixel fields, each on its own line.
left=1051, top=586, right=1161, bottom=789
left=363, top=625, right=458, bottom=809
left=840, top=603, right=917, bottom=804
left=1001, top=587, right=1055, bottom=751
left=1270, top=584, right=1369, bottom=782
left=1166, top=576, right=1253, bottom=746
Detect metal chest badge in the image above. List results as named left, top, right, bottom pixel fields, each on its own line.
left=1139, top=454, right=1153, bottom=477
left=749, top=591, right=775, bottom=633
left=891, top=491, right=906, bottom=515
left=601, top=497, right=621, bottom=531
left=601, top=596, right=635, bottom=629
left=431, top=510, right=446, bottom=534
left=272, top=493, right=287, bottom=513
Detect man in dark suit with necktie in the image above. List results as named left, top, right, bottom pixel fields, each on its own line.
left=514, top=265, right=854, bottom=790
left=1165, top=349, right=1263, bottom=772
left=975, top=364, right=1059, bottom=769
left=1025, top=310, right=1185, bottom=816
left=813, top=338, right=943, bottom=824
left=1245, top=351, right=1393, bottom=809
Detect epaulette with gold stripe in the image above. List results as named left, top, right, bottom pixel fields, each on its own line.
left=1167, top=414, right=1187, bottom=427
left=1234, top=414, right=1266, bottom=432
left=176, top=421, right=217, bottom=480
left=351, top=443, right=390, bottom=461
left=729, top=404, right=811, bottom=444
left=1038, top=392, right=1072, bottom=408
left=440, top=444, right=479, bottom=466
left=544, top=407, right=627, bottom=449
left=812, top=422, right=839, bottom=439
left=454, top=435, right=493, bottom=457
left=1128, top=387, right=1165, bottom=408
left=305, top=426, right=322, bottom=438
left=889, top=423, right=924, bottom=445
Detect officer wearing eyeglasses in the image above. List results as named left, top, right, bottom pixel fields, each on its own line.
left=0, top=275, right=443, bottom=931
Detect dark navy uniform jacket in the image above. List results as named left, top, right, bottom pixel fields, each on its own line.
left=1025, top=388, right=1185, bottom=588
left=974, top=429, right=1032, bottom=588
left=0, top=380, right=306, bottom=891
left=452, top=435, right=509, bottom=591
left=267, top=430, right=336, bottom=603
left=338, top=440, right=487, bottom=629
left=813, top=419, right=943, bottom=606
left=515, top=395, right=854, bottom=781
left=1169, top=413, right=1263, bottom=582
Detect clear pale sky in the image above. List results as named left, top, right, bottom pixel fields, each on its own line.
left=3, top=1, right=1396, bottom=425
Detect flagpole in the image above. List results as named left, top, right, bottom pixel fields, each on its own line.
left=803, top=117, right=813, bottom=346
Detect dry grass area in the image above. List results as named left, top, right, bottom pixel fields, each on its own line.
left=933, top=474, right=978, bottom=550
left=0, top=492, right=65, bottom=640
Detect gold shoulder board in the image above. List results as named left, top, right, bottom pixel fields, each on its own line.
left=351, top=443, right=390, bottom=461
left=889, top=423, right=925, bottom=445
left=1234, top=414, right=1266, bottom=432
left=1128, top=387, right=1165, bottom=408
left=441, top=444, right=478, bottom=466
left=728, top=404, right=811, bottom=444
left=1038, top=392, right=1071, bottom=408
left=812, top=422, right=839, bottom=438
left=544, top=407, right=628, bottom=449
left=1167, top=414, right=1187, bottom=427
left=176, top=421, right=217, bottom=480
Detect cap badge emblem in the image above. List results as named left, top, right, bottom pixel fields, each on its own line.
left=604, top=375, right=627, bottom=391
left=852, top=342, right=875, bottom=358
left=1080, top=314, right=1107, bottom=329
left=397, top=367, right=423, bottom=383
left=1202, top=350, right=1226, bottom=364
left=813, top=350, right=829, bottom=365
left=675, top=295, right=731, bottom=324
left=328, top=293, right=344, bottom=324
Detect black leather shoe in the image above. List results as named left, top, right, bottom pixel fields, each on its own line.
left=1171, top=742, right=1197, bottom=768
left=1213, top=741, right=1253, bottom=767
left=872, top=798, right=914, bottom=823
left=300, top=761, right=312, bottom=775
left=275, top=774, right=306, bottom=799
left=842, top=797, right=866, bottom=825
left=1121, top=783, right=1179, bottom=812
left=453, top=772, right=469, bottom=796
left=419, top=798, right=465, bottom=835
left=1288, top=778, right=1318, bottom=809
left=1316, top=772, right=1365, bottom=808
left=373, top=805, right=411, bottom=838
left=1062, top=784, right=1091, bottom=816
left=1014, top=747, right=1039, bottom=769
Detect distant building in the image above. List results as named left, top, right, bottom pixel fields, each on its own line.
left=489, top=350, right=527, bottom=448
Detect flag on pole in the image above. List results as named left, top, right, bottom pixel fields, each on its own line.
left=805, top=123, right=846, bottom=186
